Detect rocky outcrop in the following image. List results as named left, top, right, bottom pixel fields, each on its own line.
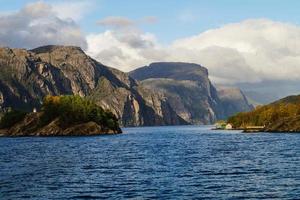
left=0, top=46, right=186, bottom=126
left=130, top=62, right=253, bottom=124
left=130, top=62, right=223, bottom=124
left=0, top=47, right=72, bottom=111
left=263, top=115, right=300, bottom=132
left=0, top=112, right=121, bottom=137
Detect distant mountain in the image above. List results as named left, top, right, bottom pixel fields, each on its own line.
left=130, top=62, right=253, bottom=124
left=0, top=46, right=186, bottom=127
left=228, top=95, right=300, bottom=132
left=237, top=80, right=300, bottom=105
left=216, top=86, right=254, bottom=117
left=242, top=90, right=279, bottom=105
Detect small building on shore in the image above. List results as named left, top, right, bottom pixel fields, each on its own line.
left=225, top=123, right=233, bottom=130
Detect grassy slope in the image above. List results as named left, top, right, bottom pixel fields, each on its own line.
left=227, top=95, right=300, bottom=132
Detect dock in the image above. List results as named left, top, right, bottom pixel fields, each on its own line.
left=242, top=126, right=265, bottom=133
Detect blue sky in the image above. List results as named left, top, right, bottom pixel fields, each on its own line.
left=2, top=0, right=300, bottom=43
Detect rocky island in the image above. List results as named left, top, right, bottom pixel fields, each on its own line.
left=0, top=95, right=122, bottom=136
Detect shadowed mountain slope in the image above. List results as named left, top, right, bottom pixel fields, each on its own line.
left=0, top=46, right=186, bottom=126
left=130, top=62, right=253, bottom=124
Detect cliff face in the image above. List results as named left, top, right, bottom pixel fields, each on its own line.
left=0, top=47, right=72, bottom=111
left=130, top=62, right=253, bottom=124
left=0, top=46, right=252, bottom=126
left=216, top=86, right=254, bottom=118
left=263, top=115, right=300, bottom=132
left=129, top=62, right=224, bottom=124
left=0, top=46, right=186, bottom=126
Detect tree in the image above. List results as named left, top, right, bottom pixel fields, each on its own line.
left=0, top=110, right=27, bottom=129
left=40, top=95, right=119, bottom=129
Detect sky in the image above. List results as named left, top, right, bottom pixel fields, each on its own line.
left=3, top=0, right=300, bottom=42
left=1, top=0, right=300, bottom=102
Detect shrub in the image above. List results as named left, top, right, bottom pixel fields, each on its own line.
left=227, top=101, right=300, bottom=128
left=40, top=95, right=119, bottom=129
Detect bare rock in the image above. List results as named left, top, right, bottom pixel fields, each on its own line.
left=0, top=46, right=186, bottom=127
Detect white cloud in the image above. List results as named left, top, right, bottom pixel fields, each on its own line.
left=86, top=30, right=162, bottom=71
left=87, top=18, right=300, bottom=85
left=171, top=19, right=300, bottom=83
left=0, top=1, right=87, bottom=49
left=97, top=16, right=135, bottom=29
left=1, top=2, right=300, bottom=86
left=87, top=16, right=162, bottom=71
left=51, top=1, right=93, bottom=21
left=140, top=16, right=158, bottom=24
left=97, top=16, right=158, bottom=29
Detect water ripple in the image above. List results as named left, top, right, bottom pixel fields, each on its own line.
left=0, top=126, right=299, bottom=199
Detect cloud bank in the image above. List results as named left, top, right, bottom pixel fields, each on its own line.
left=172, top=19, right=300, bottom=84
left=87, top=18, right=300, bottom=85
left=1, top=2, right=300, bottom=86
left=97, top=16, right=158, bottom=29
left=0, top=2, right=87, bottom=49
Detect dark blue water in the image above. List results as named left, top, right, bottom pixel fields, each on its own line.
left=0, top=126, right=299, bottom=199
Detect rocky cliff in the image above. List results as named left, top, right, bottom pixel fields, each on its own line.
left=216, top=86, right=254, bottom=117
left=130, top=62, right=253, bottom=124
left=0, top=46, right=186, bottom=126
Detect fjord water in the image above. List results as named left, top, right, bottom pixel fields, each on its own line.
left=0, top=126, right=299, bottom=199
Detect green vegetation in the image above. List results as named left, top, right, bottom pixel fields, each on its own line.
left=40, top=95, right=119, bottom=130
left=0, top=109, right=28, bottom=129
left=215, top=120, right=226, bottom=129
left=227, top=95, right=300, bottom=128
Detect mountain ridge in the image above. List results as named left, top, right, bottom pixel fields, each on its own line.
left=130, top=62, right=253, bottom=124
left=0, top=45, right=186, bottom=126
left=0, top=46, right=253, bottom=126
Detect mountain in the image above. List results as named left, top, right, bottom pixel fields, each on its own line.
left=130, top=62, right=253, bottom=124
left=242, top=90, right=280, bottom=105
left=228, top=95, right=300, bottom=132
left=237, top=80, right=300, bottom=105
left=0, top=46, right=186, bottom=127
left=216, top=86, right=254, bottom=117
